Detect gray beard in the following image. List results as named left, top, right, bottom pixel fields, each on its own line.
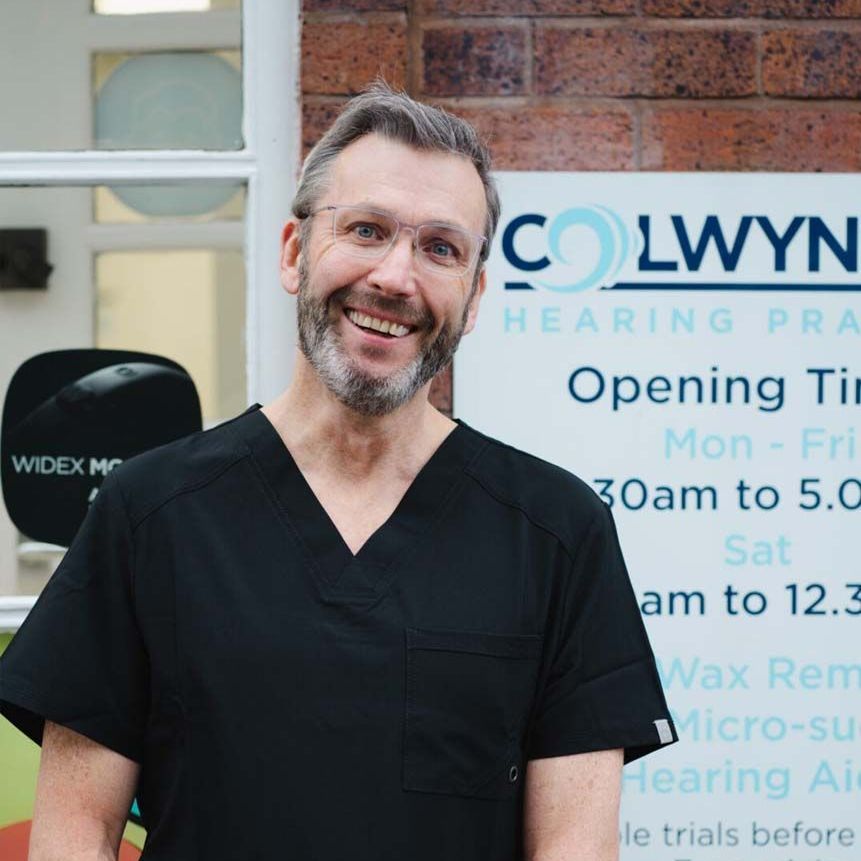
left=295, top=261, right=470, bottom=417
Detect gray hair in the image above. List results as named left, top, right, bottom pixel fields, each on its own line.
left=293, top=81, right=500, bottom=266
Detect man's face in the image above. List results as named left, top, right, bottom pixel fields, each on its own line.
left=282, top=133, right=488, bottom=417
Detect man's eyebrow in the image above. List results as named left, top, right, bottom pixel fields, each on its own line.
left=354, top=201, right=474, bottom=233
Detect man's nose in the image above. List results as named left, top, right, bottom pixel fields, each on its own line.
left=366, top=229, right=418, bottom=295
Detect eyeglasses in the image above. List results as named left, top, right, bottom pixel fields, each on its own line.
left=308, top=204, right=486, bottom=278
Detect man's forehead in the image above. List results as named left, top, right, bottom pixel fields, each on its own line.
left=326, top=133, right=486, bottom=233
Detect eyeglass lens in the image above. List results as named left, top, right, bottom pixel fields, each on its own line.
left=331, top=206, right=477, bottom=274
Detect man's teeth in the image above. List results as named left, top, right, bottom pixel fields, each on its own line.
left=346, top=309, right=411, bottom=338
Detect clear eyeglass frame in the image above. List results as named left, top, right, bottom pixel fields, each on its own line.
left=309, top=204, right=487, bottom=278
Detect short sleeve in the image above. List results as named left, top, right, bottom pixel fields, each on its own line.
left=0, top=468, right=148, bottom=762
left=526, top=502, right=677, bottom=764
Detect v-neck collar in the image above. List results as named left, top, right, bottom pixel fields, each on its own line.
left=233, top=403, right=487, bottom=604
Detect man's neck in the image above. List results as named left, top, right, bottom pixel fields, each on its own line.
left=260, top=352, right=455, bottom=485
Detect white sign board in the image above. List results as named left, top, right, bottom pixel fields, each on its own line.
left=456, top=173, right=859, bottom=861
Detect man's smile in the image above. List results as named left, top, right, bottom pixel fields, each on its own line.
left=344, top=306, right=418, bottom=340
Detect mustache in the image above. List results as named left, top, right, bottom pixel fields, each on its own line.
left=329, top=286, right=433, bottom=330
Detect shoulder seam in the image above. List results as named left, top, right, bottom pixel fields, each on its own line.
left=460, top=422, right=568, bottom=475
left=107, top=469, right=138, bottom=601
left=124, top=450, right=249, bottom=532
left=463, top=460, right=603, bottom=569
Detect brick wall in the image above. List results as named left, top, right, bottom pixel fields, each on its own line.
left=301, top=0, right=861, bottom=413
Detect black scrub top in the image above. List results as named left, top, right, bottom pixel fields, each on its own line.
left=0, top=403, right=677, bottom=860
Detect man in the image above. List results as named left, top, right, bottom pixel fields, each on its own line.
left=0, top=83, right=676, bottom=860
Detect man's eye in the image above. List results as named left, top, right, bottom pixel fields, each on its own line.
left=352, top=223, right=382, bottom=240
left=427, top=240, right=458, bottom=259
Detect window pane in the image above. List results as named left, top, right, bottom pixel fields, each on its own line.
left=95, top=0, right=238, bottom=12
left=0, top=184, right=247, bottom=596
left=94, top=183, right=245, bottom=223
left=94, top=51, right=243, bottom=151
left=95, top=249, right=247, bottom=424
left=0, top=2, right=241, bottom=151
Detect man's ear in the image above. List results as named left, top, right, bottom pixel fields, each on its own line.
left=462, top=267, right=487, bottom=336
left=280, top=220, right=302, bottom=296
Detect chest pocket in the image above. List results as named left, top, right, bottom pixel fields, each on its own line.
left=403, top=627, right=543, bottom=800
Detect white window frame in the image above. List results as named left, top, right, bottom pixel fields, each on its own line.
left=0, top=0, right=300, bottom=630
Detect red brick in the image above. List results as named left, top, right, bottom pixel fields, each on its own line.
left=302, top=99, right=348, bottom=157
left=642, top=107, right=861, bottom=170
left=417, top=0, right=634, bottom=13
left=302, top=18, right=407, bottom=95
left=421, top=25, right=528, bottom=97
left=451, top=103, right=635, bottom=170
left=763, top=29, right=861, bottom=98
left=644, top=0, right=861, bottom=15
left=762, top=0, right=861, bottom=15
left=535, top=25, right=756, bottom=98
left=643, top=0, right=765, bottom=13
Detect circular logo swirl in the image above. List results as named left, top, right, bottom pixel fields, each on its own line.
left=537, top=206, right=631, bottom=293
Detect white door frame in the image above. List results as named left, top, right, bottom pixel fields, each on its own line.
left=0, top=0, right=301, bottom=628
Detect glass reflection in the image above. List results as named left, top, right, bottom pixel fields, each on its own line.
left=94, top=0, right=239, bottom=13
left=96, top=249, right=247, bottom=425
left=94, top=183, right=245, bottom=223
left=94, top=51, right=243, bottom=152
